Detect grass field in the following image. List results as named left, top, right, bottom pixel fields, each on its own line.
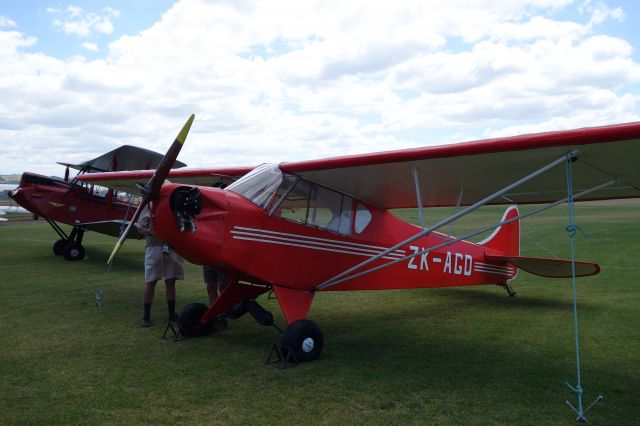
left=1, top=203, right=639, bottom=425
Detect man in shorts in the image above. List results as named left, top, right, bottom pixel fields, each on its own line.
left=203, top=266, right=232, bottom=305
left=136, top=203, right=184, bottom=327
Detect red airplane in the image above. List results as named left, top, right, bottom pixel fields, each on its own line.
left=80, top=117, right=640, bottom=364
left=9, top=145, right=186, bottom=260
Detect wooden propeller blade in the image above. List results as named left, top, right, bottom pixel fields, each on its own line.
left=107, top=199, right=147, bottom=265
left=106, top=114, right=194, bottom=265
left=145, top=114, right=194, bottom=201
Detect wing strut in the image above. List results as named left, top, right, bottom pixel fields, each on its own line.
left=316, top=150, right=581, bottom=290
left=412, top=167, right=425, bottom=229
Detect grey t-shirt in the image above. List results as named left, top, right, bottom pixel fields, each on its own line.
left=137, top=206, right=163, bottom=248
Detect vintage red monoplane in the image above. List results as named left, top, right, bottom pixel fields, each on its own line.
left=79, top=116, right=640, bottom=365
left=9, top=146, right=187, bottom=260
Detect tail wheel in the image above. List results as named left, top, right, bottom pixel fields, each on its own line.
left=53, top=239, right=67, bottom=256
left=63, top=242, right=85, bottom=261
left=281, top=319, right=324, bottom=363
left=178, top=303, right=214, bottom=337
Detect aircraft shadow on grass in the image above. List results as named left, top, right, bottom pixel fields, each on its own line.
left=423, top=286, right=594, bottom=311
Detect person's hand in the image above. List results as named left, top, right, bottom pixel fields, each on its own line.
left=137, top=226, right=152, bottom=236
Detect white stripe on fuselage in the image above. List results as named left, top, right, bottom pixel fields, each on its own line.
left=231, top=226, right=406, bottom=260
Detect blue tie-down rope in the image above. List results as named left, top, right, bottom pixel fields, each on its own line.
left=96, top=194, right=135, bottom=307
left=95, top=264, right=113, bottom=307
left=563, top=155, right=603, bottom=422
left=565, top=381, right=603, bottom=422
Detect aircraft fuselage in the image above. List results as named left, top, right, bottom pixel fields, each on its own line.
left=152, top=184, right=517, bottom=293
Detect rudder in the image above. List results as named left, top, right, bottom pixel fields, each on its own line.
left=478, top=205, right=520, bottom=256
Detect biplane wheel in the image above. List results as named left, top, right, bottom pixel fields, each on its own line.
left=63, top=242, right=85, bottom=261
left=53, top=239, right=67, bottom=256
left=177, top=303, right=214, bottom=337
left=281, top=319, right=324, bottom=363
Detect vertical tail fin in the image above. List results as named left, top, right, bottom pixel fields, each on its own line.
left=478, top=205, right=520, bottom=256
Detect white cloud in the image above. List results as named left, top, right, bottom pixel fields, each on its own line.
left=49, top=5, right=120, bottom=38
left=0, top=15, right=17, bottom=28
left=81, top=42, right=99, bottom=52
left=579, top=0, right=625, bottom=26
left=0, top=0, right=639, bottom=176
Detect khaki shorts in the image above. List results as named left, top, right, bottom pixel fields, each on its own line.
left=145, top=246, right=184, bottom=283
left=203, top=266, right=232, bottom=285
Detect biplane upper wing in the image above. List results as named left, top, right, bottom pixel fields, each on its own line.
left=58, top=145, right=187, bottom=173
left=280, top=122, right=640, bottom=208
left=78, top=167, right=253, bottom=195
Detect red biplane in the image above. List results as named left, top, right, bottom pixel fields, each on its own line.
left=9, top=146, right=186, bottom=260
left=79, top=116, right=640, bottom=365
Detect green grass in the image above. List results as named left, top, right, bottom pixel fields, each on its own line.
left=1, top=203, right=639, bottom=425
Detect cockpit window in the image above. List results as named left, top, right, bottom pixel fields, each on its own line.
left=271, top=175, right=353, bottom=236
left=225, top=163, right=283, bottom=209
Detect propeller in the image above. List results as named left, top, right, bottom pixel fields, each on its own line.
left=107, top=114, right=195, bottom=265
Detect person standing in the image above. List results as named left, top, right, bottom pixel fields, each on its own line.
left=136, top=203, right=184, bottom=327
left=203, top=266, right=232, bottom=305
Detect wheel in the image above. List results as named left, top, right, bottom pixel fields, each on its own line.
left=53, top=239, right=67, bottom=255
left=280, top=319, right=324, bottom=363
left=225, top=302, right=248, bottom=319
left=178, top=303, right=214, bottom=337
left=63, top=242, right=85, bottom=261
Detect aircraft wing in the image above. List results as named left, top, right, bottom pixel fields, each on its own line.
left=280, top=122, right=640, bottom=208
left=78, top=167, right=253, bottom=195
left=0, top=183, right=19, bottom=191
left=79, top=122, right=640, bottom=208
left=78, top=220, right=144, bottom=239
left=58, top=145, right=187, bottom=173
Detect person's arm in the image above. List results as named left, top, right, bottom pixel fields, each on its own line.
left=135, top=206, right=154, bottom=236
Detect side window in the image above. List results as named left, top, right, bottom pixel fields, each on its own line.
left=354, top=203, right=372, bottom=234
left=275, top=177, right=311, bottom=224
left=308, top=186, right=341, bottom=228
left=273, top=177, right=353, bottom=236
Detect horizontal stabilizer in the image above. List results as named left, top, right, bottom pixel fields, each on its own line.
left=486, top=255, right=600, bottom=278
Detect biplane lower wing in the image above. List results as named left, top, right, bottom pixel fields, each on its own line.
left=78, top=220, right=143, bottom=239
left=486, top=255, right=600, bottom=278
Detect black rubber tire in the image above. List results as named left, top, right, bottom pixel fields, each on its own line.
left=178, top=303, right=214, bottom=337
left=63, top=242, right=85, bottom=261
left=280, top=319, right=324, bottom=363
left=225, top=302, right=248, bottom=320
left=53, top=239, right=67, bottom=256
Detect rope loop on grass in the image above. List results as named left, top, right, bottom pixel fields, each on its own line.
left=564, top=381, right=583, bottom=396
left=565, top=224, right=588, bottom=238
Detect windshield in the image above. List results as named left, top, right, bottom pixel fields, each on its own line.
left=225, top=163, right=283, bottom=209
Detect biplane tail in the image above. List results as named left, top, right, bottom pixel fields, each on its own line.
left=478, top=205, right=520, bottom=257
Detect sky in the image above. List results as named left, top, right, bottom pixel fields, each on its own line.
left=1, top=0, right=639, bottom=176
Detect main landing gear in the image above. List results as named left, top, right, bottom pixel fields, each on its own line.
left=176, top=299, right=325, bottom=364
left=280, top=319, right=324, bottom=363
left=176, top=303, right=224, bottom=337
left=49, top=221, right=85, bottom=261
